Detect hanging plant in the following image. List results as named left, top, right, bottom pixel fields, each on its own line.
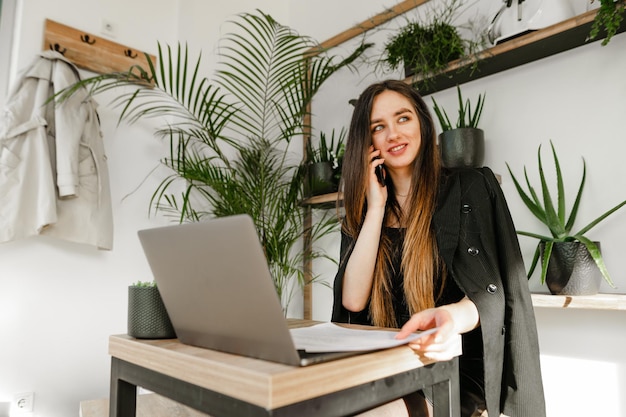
left=589, top=0, right=625, bottom=45
left=383, top=18, right=464, bottom=79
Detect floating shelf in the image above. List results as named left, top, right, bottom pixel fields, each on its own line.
left=531, top=293, right=626, bottom=311
left=302, top=174, right=501, bottom=208
left=408, top=7, right=626, bottom=95
left=302, top=192, right=341, bottom=206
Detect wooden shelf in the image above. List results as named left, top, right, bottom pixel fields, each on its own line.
left=407, top=7, right=626, bottom=95
left=302, top=192, right=341, bottom=206
left=531, top=293, right=626, bottom=311
left=301, top=174, right=500, bottom=208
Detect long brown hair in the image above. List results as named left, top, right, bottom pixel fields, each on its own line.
left=341, top=80, right=443, bottom=327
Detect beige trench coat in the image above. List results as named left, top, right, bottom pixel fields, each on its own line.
left=0, top=51, right=113, bottom=250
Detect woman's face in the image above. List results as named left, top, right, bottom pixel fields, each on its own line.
left=369, top=90, right=421, bottom=174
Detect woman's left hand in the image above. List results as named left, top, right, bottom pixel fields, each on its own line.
left=395, top=308, right=461, bottom=361
left=395, top=297, right=479, bottom=361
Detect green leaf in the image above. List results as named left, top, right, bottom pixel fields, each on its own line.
left=431, top=85, right=485, bottom=131
left=575, top=235, right=615, bottom=288
left=539, top=240, right=553, bottom=285
left=537, top=144, right=564, bottom=237
left=526, top=243, right=541, bottom=279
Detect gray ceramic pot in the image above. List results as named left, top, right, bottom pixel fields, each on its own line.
left=127, top=286, right=176, bottom=339
left=438, top=128, right=485, bottom=168
left=540, top=241, right=602, bottom=295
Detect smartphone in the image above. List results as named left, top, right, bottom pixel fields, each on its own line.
left=375, top=164, right=386, bottom=186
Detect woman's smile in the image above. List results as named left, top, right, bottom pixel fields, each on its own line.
left=388, top=143, right=407, bottom=154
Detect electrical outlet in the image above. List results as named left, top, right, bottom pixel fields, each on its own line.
left=13, top=392, right=34, bottom=413
left=101, top=19, right=117, bottom=38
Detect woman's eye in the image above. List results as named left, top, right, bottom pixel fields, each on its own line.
left=372, top=125, right=383, bottom=133
left=399, top=116, right=409, bottom=123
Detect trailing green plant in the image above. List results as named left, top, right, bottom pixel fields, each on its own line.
left=57, top=10, right=369, bottom=312
left=383, top=17, right=464, bottom=79
left=506, top=140, right=626, bottom=286
left=377, top=0, right=491, bottom=90
left=589, top=0, right=625, bottom=46
left=431, top=85, right=485, bottom=131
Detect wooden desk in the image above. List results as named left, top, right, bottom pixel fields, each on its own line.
left=108, top=321, right=460, bottom=417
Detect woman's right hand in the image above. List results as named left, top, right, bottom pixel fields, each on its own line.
left=367, top=146, right=388, bottom=209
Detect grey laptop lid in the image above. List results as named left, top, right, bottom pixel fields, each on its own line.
left=137, top=214, right=353, bottom=366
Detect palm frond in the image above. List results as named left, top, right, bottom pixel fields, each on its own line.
left=57, top=10, right=361, bottom=311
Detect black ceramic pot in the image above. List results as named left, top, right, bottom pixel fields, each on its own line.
left=540, top=241, right=602, bottom=295
left=307, top=161, right=335, bottom=196
left=438, top=128, right=485, bottom=168
left=127, top=286, right=176, bottom=339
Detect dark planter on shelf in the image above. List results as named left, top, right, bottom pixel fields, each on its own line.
left=438, top=128, right=485, bottom=168
left=127, top=285, right=176, bottom=339
left=540, top=241, right=603, bottom=296
left=307, top=161, right=336, bottom=196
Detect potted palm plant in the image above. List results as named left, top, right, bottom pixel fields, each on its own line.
left=507, top=141, right=626, bottom=295
left=431, top=84, right=486, bottom=168
left=58, top=10, right=368, bottom=312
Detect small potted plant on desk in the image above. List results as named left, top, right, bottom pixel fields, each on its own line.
left=127, top=280, right=176, bottom=339
left=431, top=85, right=486, bottom=168
left=305, top=128, right=346, bottom=196
left=507, top=141, right=626, bottom=295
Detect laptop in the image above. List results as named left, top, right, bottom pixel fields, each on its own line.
left=137, top=214, right=365, bottom=366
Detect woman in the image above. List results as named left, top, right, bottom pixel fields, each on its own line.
left=332, top=80, right=545, bottom=417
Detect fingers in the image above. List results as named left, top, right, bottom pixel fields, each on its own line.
left=368, top=147, right=384, bottom=169
left=395, top=309, right=438, bottom=339
left=397, top=309, right=462, bottom=361
left=396, top=309, right=455, bottom=347
left=368, top=145, right=381, bottom=160
left=408, top=334, right=462, bottom=361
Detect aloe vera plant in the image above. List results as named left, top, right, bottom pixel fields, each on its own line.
left=506, top=141, right=626, bottom=286
left=431, top=84, right=486, bottom=131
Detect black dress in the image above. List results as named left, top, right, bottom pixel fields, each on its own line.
left=335, top=227, right=486, bottom=417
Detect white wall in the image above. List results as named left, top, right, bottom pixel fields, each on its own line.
left=0, top=1, right=181, bottom=416
left=1, top=0, right=625, bottom=416
left=0, top=1, right=297, bottom=416
left=295, top=1, right=626, bottom=416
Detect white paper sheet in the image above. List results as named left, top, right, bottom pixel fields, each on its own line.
left=289, top=322, right=438, bottom=353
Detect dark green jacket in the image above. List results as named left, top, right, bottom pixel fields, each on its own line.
left=332, top=167, right=546, bottom=417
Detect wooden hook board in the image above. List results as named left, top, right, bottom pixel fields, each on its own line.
left=43, top=19, right=156, bottom=75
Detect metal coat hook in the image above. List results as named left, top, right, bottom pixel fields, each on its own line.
left=124, top=49, right=137, bottom=59
left=80, top=34, right=96, bottom=45
left=50, top=43, right=67, bottom=55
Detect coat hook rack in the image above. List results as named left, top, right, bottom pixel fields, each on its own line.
left=80, top=34, right=96, bottom=45
left=49, top=43, right=67, bottom=55
left=123, top=49, right=137, bottom=59
left=42, top=19, right=156, bottom=76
